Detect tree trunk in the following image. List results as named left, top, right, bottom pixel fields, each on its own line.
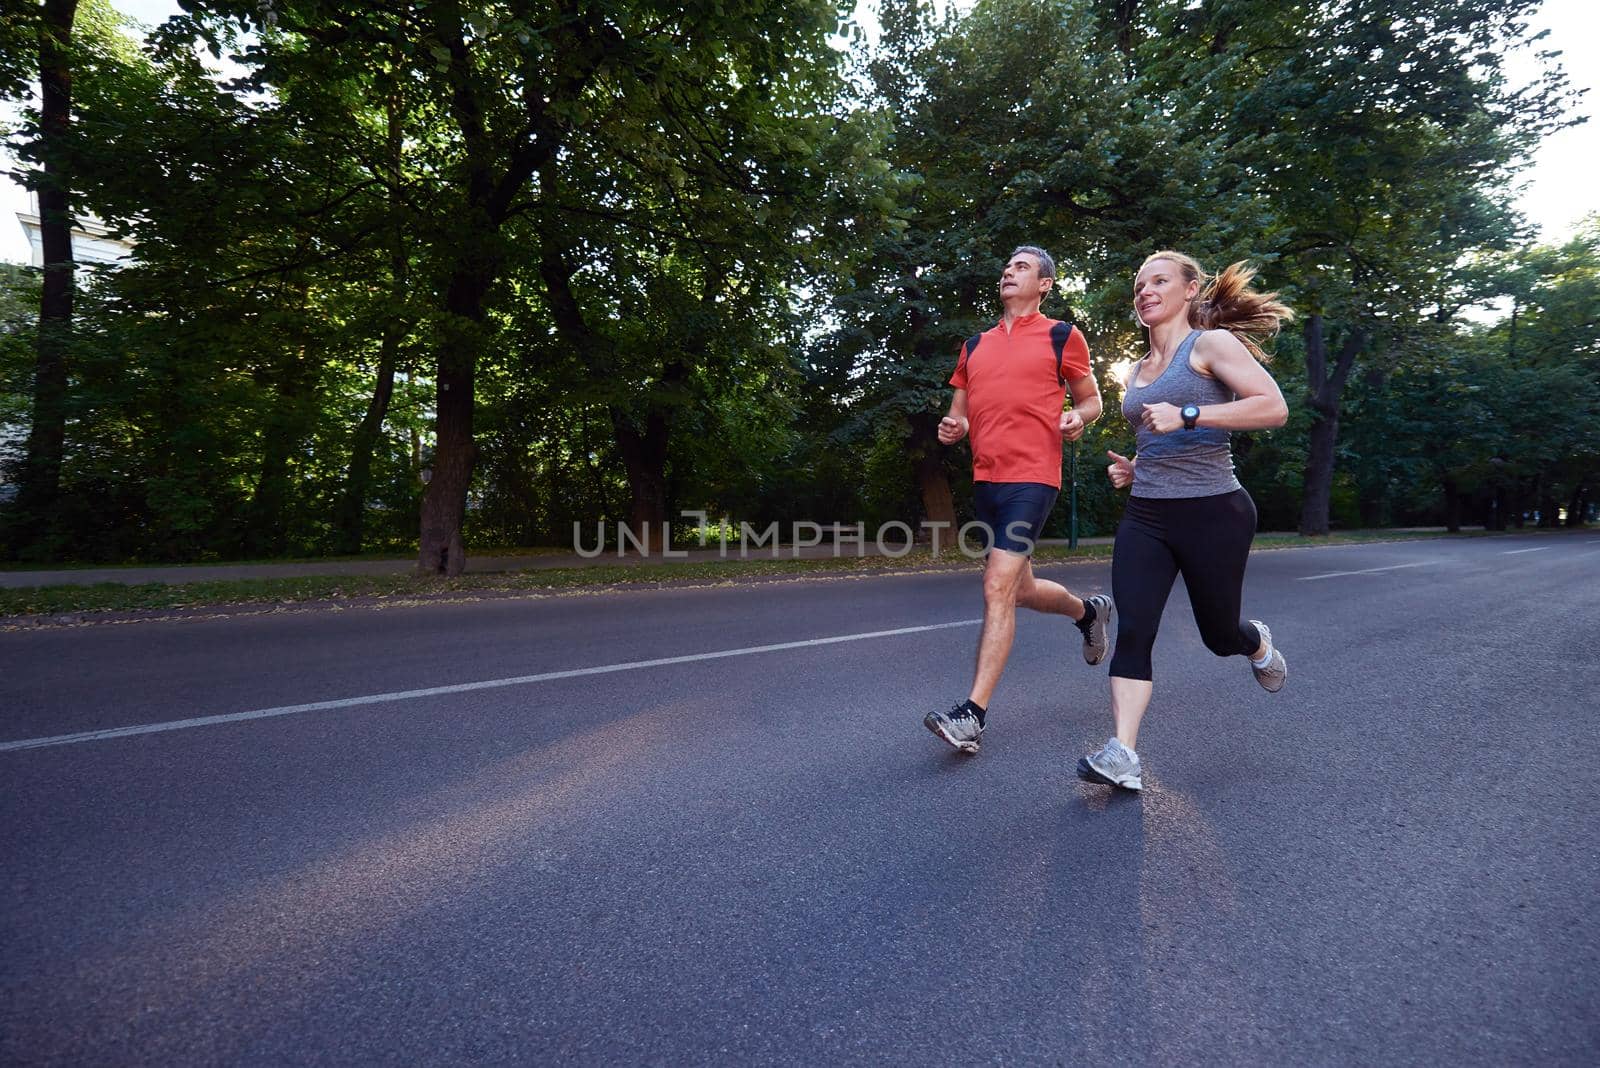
left=541, top=244, right=630, bottom=547
left=247, top=291, right=318, bottom=558
left=414, top=9, right=568, bottom=575
left=417, top=270, right=486, bottom=576
left=1443, top=477, right=1462, bottom=533
left=335, top=325, right=399, bottom=554
left=417, top=357, right=474, bottom=575
left=1485, top=486, right=1505, bottom=531
left=1110, top=0, right=1138, bottom=62
left=1567, top=480, right=1589, bottom=528
left=582, top=410, right=615, bottom=523
left=607, top=356, right=689, bottom=556
left=611, top=410, right=670, bottom=555
left=1538, top=475, right=1561, bottom=528
left=15, top=0, right=79, bottom=545
left=336, top=65, right=407, bottom=555
left=1299, top=411, right=1339, bottom=535
left=246, top=400, right=299, bottom=558
left=909, top=413, right=955, bottom=526
left=1297, top=315, right=1364, bottom=536
left=1358, top=481, right=1387, bottom=527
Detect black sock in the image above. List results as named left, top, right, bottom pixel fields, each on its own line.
left=1077, top=600, right=1096, bottom=626
left=964, top=699, right=987, bottom=726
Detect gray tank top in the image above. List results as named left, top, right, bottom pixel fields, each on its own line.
left=1121, top=329, right=1241, bottom=498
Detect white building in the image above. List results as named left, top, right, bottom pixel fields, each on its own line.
left=0, top=189, right=134, bottom=505
left=12, top=190, right=135, bottom=268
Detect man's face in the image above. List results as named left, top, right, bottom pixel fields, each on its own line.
left=999, top=254, right=1051, bottom=303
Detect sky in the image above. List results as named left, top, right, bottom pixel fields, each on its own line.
left=1, top=0, right=1595, bottom=266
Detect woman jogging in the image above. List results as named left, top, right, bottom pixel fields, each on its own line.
left=1076, top=251, right=1291, bottom=792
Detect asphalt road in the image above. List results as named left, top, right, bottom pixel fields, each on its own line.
left=2, top=534, right=1598, bottom=1066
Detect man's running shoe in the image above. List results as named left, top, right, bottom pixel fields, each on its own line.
left=1249, top=620, right=1287, bottom=693
left=925, top=703, right=983, bottom=754
left=1076, top=594, right=1114, bottom=666
left=1076, top=737, right=1143, bottom=791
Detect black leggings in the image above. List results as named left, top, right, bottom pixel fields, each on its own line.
left=1108, top=488, right=1263, bottom=682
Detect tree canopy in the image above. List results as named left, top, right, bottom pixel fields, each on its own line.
left=1, top=0, right=1593, bottom=563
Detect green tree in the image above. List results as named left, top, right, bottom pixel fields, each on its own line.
left=815, top=0, right=1225, bottom=532
left=1473, top=221, right=1600, bottom=526
left=1133, top=0, right=1578, bottom=534
left=0, top=266, right=41, bottom=457
left=1351, top=222, right=1600, bottom=533
left=151, top=1, right=881, bottom=569
left=6, top=0, right=78, bottom=552
left=523, top=3, right=886, bottom=552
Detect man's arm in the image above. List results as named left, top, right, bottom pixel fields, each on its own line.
left=1059, top=373, right=1102, bottom=441
left=939, top=388, right=969, bottom=444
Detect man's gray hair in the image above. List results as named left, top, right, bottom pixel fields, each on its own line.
left=1010, top=245, right=1056, bottom=279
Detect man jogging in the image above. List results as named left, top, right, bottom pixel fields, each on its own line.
left=924, top=246, right=1111, bottom=754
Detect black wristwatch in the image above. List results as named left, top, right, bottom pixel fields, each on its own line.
left=1181, top=404, right=1201, bottom=430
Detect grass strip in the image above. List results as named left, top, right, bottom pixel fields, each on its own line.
left=0, top=552, right=981, bottom=617
left=0, top=527, right=1516, bottom=618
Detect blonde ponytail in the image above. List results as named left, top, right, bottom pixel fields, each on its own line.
left=1141, top=251, right=1294, bottom=363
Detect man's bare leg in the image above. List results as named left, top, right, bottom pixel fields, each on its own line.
left=969, top=550, right=1033, bottom=708
left=1015, top=561, right=1087, bottom=620
left=1018, top=558, right=1113, bottom=667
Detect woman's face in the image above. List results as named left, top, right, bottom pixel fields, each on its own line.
left=1133, top=258, right=1200, bottom=328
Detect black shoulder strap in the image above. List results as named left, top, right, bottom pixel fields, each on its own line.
left=1049, top=321, right=1076, bottom=387
left=957, top=333, right=983, bottom=375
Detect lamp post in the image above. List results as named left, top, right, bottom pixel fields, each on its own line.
left=1069, top=441, right=1078, bottom=549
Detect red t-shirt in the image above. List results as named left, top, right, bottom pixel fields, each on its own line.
left=948, top=313, right=1091, bottom=489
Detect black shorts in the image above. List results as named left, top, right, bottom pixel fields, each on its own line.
left=972, top=481, right=1058, bottom=555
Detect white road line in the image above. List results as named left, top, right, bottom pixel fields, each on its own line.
left=1297, top=562, right=1432, bottom=581
left=1501, top=547, right=1549, bottom=555
left=0, top=619, right=981, bottom=754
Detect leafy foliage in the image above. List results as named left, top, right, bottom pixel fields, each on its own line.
left=0, top=0, right=1593, bottom=562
